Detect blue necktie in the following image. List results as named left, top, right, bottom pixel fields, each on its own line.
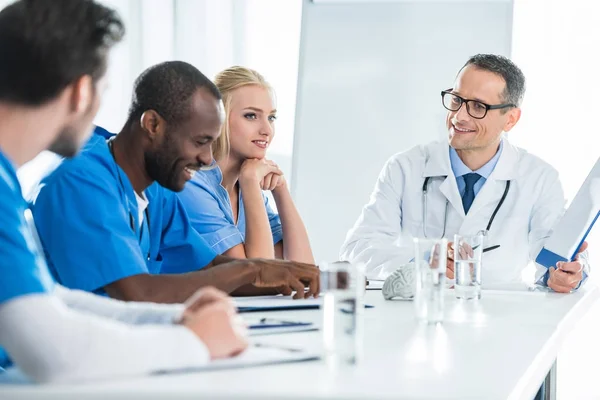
left=462, top=173, right=481, bottom=214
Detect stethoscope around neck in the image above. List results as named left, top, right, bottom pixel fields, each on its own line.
left=421, top=175, right=511, bottom=239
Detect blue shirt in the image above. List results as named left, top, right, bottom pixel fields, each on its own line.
left=170, top=167, right=283, bottom=273
left=0, top=150, right=55, bottom=368
left=450, top=139, right=504, bottom=197
left=31, top=128, right=217, bottom=294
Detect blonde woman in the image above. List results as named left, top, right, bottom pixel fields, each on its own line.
left=175, top=66, right=314, bottom=266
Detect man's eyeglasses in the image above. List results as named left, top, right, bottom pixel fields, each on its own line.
left=441, top=89, right=516, bottom=119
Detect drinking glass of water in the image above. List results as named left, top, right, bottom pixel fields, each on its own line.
left=413, top=238, right=448, bottom=324
left=321, top=261, right=365, bottom=366
left=453, top=232, right=485, bottom=300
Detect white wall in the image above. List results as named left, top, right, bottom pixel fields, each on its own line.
left=95, top=0, right=301, bottom=180
left=17, top=0, right=302, bottom=197
left=237, top=0, right=303, bottom=180
left=512, top=1, right=600, bottom=398
left=511, top=0, right=600, bottom=271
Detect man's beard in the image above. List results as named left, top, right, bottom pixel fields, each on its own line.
left=48, top=126, right=87, bottom=158
left=144, top=146, right=182, bottom=192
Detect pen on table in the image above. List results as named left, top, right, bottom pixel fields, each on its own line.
left=259, top=317, right=301, bottom=325
left=253, top=342, right=303, bottom=353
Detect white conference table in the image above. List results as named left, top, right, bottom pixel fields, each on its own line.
left=1, top=287, right=598, bottom=400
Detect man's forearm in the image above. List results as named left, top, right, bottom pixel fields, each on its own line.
left=231, top=284, right=279, bottom=297
left=210, top=254, right=238, bottom=267
left=211, top=257, right=278, bottom=296
left=196, top=255, right=246, bottom=271
left=105, top=260, right=259, bottom=303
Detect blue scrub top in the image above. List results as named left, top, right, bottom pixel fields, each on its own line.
left=172, top=166, right=282, bottom=271
left=0, top=150, right=55, bottom=369
left=31, top=127, right=217, bottom=294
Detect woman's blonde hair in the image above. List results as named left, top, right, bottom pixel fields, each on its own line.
left=212, top=66, right=272, bottom=162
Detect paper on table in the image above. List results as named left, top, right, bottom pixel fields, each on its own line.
left=245, top=316, right=318, bottom=336
left=234, top=295, right=374, bottom=312
left=0, top=347, right=320, bottom=383
left=249, top=326, right=318, bottom=336
left=169, top=345, right=320, bottom=373
left=366, top=280, right=384, bottom=290
left=235, top=295, right=321, bottom=312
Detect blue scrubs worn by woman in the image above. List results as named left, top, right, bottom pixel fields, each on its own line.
left=173, top=67, right=314, bottom=272
left=177, top=166, right=283, bottom=257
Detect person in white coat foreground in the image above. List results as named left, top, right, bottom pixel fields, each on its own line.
left=340, top=54, right=589, bottom=293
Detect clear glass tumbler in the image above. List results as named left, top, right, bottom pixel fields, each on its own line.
left=453, top=232, right=485, bottom=300
left=413, top=238, right=447, bottom=324
left=321, top=261, right=365, bottom=366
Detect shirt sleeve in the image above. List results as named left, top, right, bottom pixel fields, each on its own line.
left=340, top=155, right=414, bottom=280
left=54, top=285, right=184, bottom=325
left=263, top=193, right=283, bottom=245
left=32, top=164, right=148, bottom=293
left=175, top=180, right=243, bottom=256
left=0, top=183, right=53, bottom=305
left=0, top=293, right=209, bottom=384
left=158, top=190, right=218, bottom=274
left=529, top=167, right=566, bottom=286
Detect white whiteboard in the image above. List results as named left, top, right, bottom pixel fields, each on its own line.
left=292, top=0, right=514, bottom=262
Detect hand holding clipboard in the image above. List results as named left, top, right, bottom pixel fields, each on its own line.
left=535, top=156, right=600, bottom=292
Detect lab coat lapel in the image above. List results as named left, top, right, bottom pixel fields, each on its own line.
left=439, top=177, right=465, bottom=218
left=463, top=138, right=519, bottom=226
left=489, top=138, right=519, bottom=181
left=464, top=177, right=504, bottom=224
left=423, top=141, right=465, bottom=218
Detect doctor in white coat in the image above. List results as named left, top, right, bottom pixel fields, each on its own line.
left=340, top=54, right=589, bottom=292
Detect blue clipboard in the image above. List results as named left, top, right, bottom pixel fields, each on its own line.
left=536, top=211, right=599, bottom=266
left=536, top=156, right=600, bottom=268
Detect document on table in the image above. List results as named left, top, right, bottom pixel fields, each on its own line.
left=168, top=345, right=320, bottom=373
left=234, top=295, right=374, bottom=312
left=235, top=295, right=322, bottom=312
left=366, top=280, right=384, bottom=290
left=0, top=347, right=320, bottom=383
left=246, top=317, right=318, bottom=336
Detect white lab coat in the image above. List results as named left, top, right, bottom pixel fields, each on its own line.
left=340, top=139, right=589, bottom=288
